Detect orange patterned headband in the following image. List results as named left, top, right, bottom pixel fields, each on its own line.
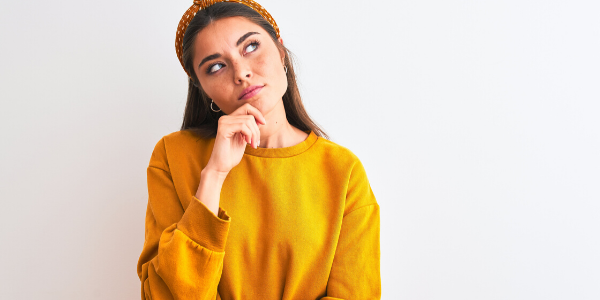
left=175, top=0, right=281, bottom=79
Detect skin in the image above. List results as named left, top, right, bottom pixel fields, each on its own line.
left=191, top=16, right=311, bottom=216
left=192, top=16, right=309, bottom=149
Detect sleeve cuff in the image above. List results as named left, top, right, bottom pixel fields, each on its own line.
left=177, top=195, right=231, bottom=252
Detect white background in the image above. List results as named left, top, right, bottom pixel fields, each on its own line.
left=1, top=0, right=599, bottom=299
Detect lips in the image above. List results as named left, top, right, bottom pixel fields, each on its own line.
left=238, top=85, right=264, bottom=100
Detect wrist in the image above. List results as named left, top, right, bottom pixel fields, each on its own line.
left=201, top=166, right=229, bottom=182
left=195, top=168, right=228, bottom=214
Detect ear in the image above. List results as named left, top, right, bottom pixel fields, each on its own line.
left=277, top=37, right=285, bottom=65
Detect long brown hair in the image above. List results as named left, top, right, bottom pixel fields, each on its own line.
left=179, top=2, right=329, bottom=140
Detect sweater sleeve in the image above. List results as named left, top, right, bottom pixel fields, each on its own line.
left=322, top=158, right=381, bottom=299
left=136, top=138, right=231, bottom=300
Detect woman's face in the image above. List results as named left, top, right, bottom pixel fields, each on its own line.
left=193, top=16, right=287, bottom=115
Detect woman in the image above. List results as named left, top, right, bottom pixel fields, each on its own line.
left=136, top=1, right=381, bottom=299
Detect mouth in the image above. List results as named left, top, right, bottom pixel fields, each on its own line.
left=238, top=85, right=264, bottom=100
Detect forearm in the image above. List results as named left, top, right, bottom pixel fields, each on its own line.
left=196, top=168, right=229, bottom=217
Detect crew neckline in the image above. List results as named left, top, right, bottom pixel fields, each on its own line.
left=244, top=130, right=318, bottom=158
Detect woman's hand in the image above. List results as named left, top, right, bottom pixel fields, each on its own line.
left=205, top=103, right=267, bottom=174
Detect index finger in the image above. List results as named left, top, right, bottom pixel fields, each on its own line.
left=230, top=103, right=266, bottom=125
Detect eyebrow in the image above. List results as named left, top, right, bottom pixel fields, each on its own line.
left=197, top=31, right=260, bottom=70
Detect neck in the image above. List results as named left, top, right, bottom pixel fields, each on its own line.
left=257, top=100, right=307, bottom=149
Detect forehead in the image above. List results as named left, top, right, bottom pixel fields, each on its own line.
left=195, top=16, right=266, bottom=51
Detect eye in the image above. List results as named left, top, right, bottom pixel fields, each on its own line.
left=245, top=40, right=260, bottom=54
left=207, top=63, right=224, bottom=74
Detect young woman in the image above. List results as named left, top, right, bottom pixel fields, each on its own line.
left=136, top=1, right=381, bottom=299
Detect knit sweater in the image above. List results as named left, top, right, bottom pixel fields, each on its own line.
left=136, top=129, right=381, bottom=299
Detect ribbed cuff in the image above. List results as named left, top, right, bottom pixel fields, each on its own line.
left=177, top=195, right=231, bottom=252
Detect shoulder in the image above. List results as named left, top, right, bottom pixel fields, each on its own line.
left=313, top=136, right=372, bottom=185
left=148, top=130, right=212, bottom=171
left=314, top=136, right=363, bottom=169
left=324, top=139, right=370, bottom=185
left=315, top=137, right=377, bottom=212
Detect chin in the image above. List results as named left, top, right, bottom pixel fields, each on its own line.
left=240, top=96, right=263, bottom=109
left=255, top=97, right=279, bottom=114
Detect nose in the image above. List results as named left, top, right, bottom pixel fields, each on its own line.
left=232, top=59, right=252, bottom=84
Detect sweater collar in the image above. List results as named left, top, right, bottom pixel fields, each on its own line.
left=243, top=130, right=318, bottom=158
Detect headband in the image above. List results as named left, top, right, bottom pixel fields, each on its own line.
left=175, top=0, right=281, bottom=79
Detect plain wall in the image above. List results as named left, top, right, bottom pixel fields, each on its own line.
left=1, top=0, right=599, bottom=299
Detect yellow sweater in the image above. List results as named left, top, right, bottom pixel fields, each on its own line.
left=137, top=129, right=381, bottom=299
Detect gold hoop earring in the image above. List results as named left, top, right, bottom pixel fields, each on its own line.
left=210, top=99, right=221, bottom=112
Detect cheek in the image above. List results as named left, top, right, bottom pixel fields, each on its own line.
left=199, top=71, right=224, bottom=92
left=253, top=55, right=270, bottom=74
left=202, top=79, right=231, bottom=104
left=202, top=81, right=220, bottom=98
left=255, top=54, right=286, bottom=88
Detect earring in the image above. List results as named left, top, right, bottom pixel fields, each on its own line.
left=284, top=66, right=288, bottom=74
left=210, top=99, right=221, bottom=112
